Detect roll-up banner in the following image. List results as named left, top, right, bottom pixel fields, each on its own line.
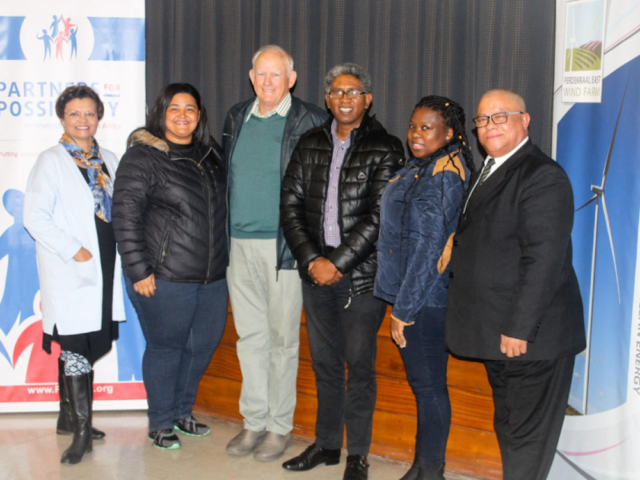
left=551, top=0, right=640, bottom=477
left=0, top=1, right=147, bottom=412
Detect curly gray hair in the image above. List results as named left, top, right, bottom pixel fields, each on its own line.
left=324, top=63, right=372, bottom=93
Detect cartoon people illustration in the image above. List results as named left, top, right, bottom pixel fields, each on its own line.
left=53, top=31, right=68, bottom=61
left=49, top=14, right=62, bottom=38
left=36, top=29, right=53, bottom=61
left=68, top=27, right=78, bottom=60
left=61, top=16, right=76, bottom=38
left=38, top=14, right=78, bottom=62
left=0, top=189, right=39, bottom=335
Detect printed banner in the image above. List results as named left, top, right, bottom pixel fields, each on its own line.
left=562, top=0, right=608, bottom=103
left=0, top=1, right=147, bottom=412
left=550, top=0, right=640, bottom=477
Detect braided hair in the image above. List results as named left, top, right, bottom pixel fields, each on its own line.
left=413, top=95, right=475, bottom=173
left=394, top=96, right=474, bottom=281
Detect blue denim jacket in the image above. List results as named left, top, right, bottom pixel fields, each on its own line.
left=374, top=145, right=470, bottom=323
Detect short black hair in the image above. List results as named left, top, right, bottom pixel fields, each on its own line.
left=55, top=85, right=104, bottom=120
left=146, top=83, right=211, bottom=147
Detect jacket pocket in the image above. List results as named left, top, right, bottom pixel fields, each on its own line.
left=158, top=232, right=171, bottom=264
left=74, top=257, right=98, bottom=288
left=375, top=241, right=401, bottom=293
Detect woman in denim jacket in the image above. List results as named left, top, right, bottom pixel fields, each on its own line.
left=374, top=96, right=474, bottom=480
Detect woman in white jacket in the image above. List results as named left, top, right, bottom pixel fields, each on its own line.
left=23, top=85, right=125, bottom=465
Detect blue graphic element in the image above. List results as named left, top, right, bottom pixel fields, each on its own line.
left=49, top=14, right=62, bottom=38
left=0, top=339, right=9, bottom=364
left=68, top=27, right=78, bottom=60
left=558, top=59, right=640, bottom=414
left=87, top=18, right=145, bottom=61
left=115, top=277, right=145, bottom=381
left=36, top=29, right=53, bottom=61
left=0, top=190, right=39, bottom=335
left=0, top=17, right=27, bottom=60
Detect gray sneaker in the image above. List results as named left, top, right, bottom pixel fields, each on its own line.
left=226, top=428, right=266, bottom=456
left=253, top=431, right=292, bottom=462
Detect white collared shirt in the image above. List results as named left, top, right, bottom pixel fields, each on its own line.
left=462, top=136, right=530, bottom=214
left=481, top=136, right=529, bottom=180
left=245, top=93, right=292, bottom=122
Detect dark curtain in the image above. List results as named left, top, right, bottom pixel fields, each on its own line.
left=145, top=0, right=555, bottom=164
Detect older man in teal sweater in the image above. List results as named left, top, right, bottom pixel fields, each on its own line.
left=222, top=45, right=327, bottom=463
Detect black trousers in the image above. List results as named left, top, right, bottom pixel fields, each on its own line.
left=302, top=278, right=386, bottom=456
left=484, top=355, right=575, bottom=480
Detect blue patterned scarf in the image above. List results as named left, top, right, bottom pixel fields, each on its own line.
left=60, top=133, right=113, bottom=222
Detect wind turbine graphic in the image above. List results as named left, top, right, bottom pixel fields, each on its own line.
left=576, top=71, right=631, bottom=415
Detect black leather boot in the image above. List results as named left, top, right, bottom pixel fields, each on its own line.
left=60, top=373, right=93, bottom=465
left=399, top=458, right=420, bottom=480
left=416, top=464, right=445, bottom=480
left=56, top=359, right=105, bottom=440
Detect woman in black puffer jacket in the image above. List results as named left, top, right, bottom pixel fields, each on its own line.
left=112, top=83, right=227, bottom=450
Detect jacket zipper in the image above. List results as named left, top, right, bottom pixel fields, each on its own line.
left=275, top=108, right=303, bottom=279
left=170, top=147, right=214, bottom=282
left=322, top=125, right=356, bottom=305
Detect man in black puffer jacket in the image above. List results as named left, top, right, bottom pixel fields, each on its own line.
left=281, top=63, right=403, bottom=480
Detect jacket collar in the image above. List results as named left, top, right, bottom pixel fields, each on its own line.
left=128, top=128, right=211, bottom=163
left=321, top=112, right=380, bottom=144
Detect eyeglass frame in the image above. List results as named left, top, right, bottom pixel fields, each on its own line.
left=326, top=89, right=369, bottom=100
left=64, top=111, right=98, bottom=120
left=472, top=111, right=524, bottom=128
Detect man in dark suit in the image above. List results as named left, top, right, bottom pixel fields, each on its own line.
left=446, top=89, right=586, bottom=480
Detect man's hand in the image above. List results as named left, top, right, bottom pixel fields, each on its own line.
left=500, top=334, right=528, bottom=358
left=134, top=273, right=156, bottom=298
left=308, top=257, right=343, bottom=286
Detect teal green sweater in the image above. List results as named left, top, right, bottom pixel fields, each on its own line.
left=229, top=114, right=286, bottom=239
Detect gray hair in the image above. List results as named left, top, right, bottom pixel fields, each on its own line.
left=251, top=45, right=294, bottom=74
left=324, top=63, right=372, bottom=93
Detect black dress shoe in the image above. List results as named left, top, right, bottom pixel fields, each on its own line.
left=282, top=443, right=341, bottom=471
left=343, top=455, right=369, bottom=480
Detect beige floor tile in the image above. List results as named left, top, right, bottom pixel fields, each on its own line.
left=0, top=411, right=477, bottom=480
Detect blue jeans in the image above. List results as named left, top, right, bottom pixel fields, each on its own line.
left=303, top=277, right=387, bottom=456
left=399, top=306, right=450, bottom=465
left=125, top=276, right=228, bottom=431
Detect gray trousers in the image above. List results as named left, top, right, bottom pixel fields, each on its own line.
left=227, top=238, right=303, bottom=435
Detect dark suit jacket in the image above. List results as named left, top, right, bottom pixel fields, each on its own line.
left=445, top=140, right=586, bottom=361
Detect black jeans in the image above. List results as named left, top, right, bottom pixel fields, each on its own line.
left=303, top=277, right=386, bottom=456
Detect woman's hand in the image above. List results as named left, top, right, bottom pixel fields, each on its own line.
left=391, top=316, right=408, bottom=348
left=134, top=274, right=156, bottom=298
left=73, top=247, right=93, bottom=262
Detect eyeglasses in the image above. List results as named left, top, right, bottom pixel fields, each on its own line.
left=327, top=89, right=367, bottom=100
left=472, top=111, right=523, bottom=128
left=65, top=111, right=97, bottom=119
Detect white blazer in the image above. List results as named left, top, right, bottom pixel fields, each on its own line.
left=23, top=144, right=125, bottom=335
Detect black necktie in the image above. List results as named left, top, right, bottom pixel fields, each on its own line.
left=476, top=157, right=495, bottom=188
left=463, top=158, right=495, bottom=214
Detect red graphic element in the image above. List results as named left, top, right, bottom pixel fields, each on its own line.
left=561, top=438, right=627, bottom=457
left=582, top=40, right=602, bottom=52
left=12, top=320, right=60, bottom=384
left=0, top=382, right=146, bottom=403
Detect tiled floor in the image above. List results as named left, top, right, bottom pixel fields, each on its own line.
left=0, top=411, right=477, bottom=480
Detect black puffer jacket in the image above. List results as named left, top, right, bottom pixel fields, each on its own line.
left=281, top=114, right=404, bottom=296
left=113, top=129, right=227, bottom=284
